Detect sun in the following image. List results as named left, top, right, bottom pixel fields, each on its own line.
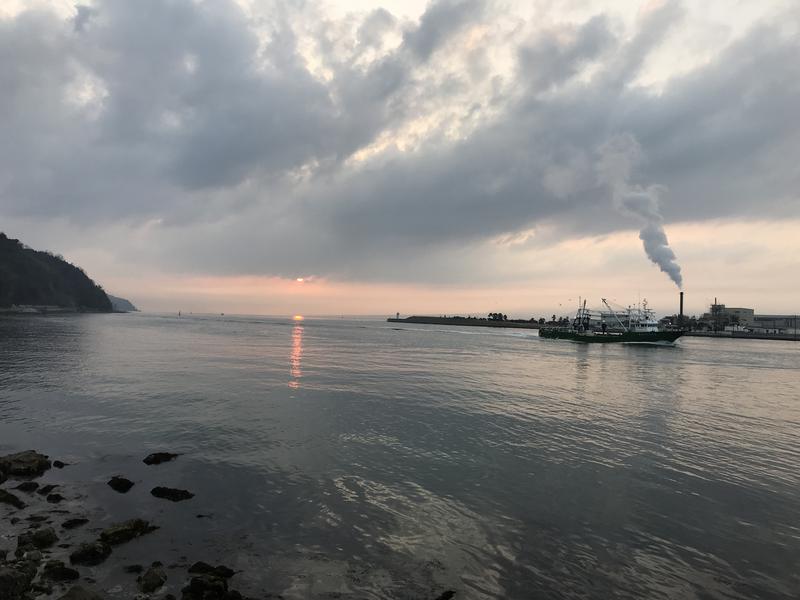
left=293, top=315, right=305, bottom=321
left=296, top=277, right=304, bottom=283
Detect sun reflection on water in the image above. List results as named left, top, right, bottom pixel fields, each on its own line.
left=289, top=323, right=303, bottom=388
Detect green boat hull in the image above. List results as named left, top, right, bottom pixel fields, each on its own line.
left=539, top=329, right=684, bottom=343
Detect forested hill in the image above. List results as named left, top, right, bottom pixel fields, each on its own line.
left=0, top=233, right=112, bottom=311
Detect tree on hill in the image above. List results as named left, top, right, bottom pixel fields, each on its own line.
left=0, top=232, right=112, bottom=311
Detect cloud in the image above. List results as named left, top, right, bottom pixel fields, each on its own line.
left=0, top=0, right=798, bottom=290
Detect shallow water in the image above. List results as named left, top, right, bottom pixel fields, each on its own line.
left=1, top=313, right=799, bottom=599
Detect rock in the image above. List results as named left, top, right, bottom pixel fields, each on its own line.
left=22, top=550, right=42, bottom=562
left=0, top=560, right=38, bottom=600
left=57, top=585, right=104, bottom=600
left=182, top=574, right=228, bottom=600
left=15, top=481, right=39, bottom=493
left=434, top=592, right=456, bottom=600
left=0, top=451, right=51, bottom=477
left=53, top=461, right=68, bottom=469
left=0, top=549, right=7, bottom=562
left=63, top=518, right=89, bottom=530
left=27, top=515, right=49, bottom=522
left=165, top=595, right=177, bottom=600
left=17, top=527, right=58, bottom=550
left=0, top=489, right=25, bottom=509
left=31, top=580, right=54, bottom=595
left=42, top=560, right=80, bottom=581
left=124, top=564, right=144, bottom=574
left=143, top=452, right=180, bottom=465
left=38, top=484, right=58, bottom=495
left=99, top=519, right=158, bottom=545
left=69, top=542, right=112, bottom=566
left=188, top=562, right=235, bottom=579
left=107, top=476, right=134, bottom=494
left=139, top=565, right=167, bottom=593
left=151, top=486, right=194, bottom=502
left=47, top=493, right=65, bottom=503
left=0, top=567, right=31, bottom=600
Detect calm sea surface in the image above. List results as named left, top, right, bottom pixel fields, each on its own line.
left=1, top=313, right=799, bottom=599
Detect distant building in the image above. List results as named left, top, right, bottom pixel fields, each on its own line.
left=700, top=299, right=798, bottom=334
left=751, top=315, right=799, bottom=334
left=701, top=301, right=755, bottom=328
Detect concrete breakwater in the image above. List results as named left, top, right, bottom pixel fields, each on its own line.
left=388, top=316, right=541, bottom=329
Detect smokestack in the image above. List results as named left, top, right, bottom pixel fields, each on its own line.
left=679, top=291, right=684, bottom=328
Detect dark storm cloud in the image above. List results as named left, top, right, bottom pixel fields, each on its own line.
left=0, top=0, right=798, bottom=283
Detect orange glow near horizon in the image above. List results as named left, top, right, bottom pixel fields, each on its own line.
left=293, top=314, right=305, bottom=321
left=98, top=219, right=800, bottom=317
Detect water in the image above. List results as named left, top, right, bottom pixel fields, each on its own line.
left=1, top=313, right=799, bottom=599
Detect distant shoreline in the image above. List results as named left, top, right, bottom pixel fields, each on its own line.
left=388, top=316, right=541, bottom=329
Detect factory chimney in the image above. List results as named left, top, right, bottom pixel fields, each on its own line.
left=679, top=291, right=684, bottom=329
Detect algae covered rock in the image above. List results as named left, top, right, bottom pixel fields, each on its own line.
left=0, top=450, right=52, bottom=477
left=0, top=489, right=26, bottom=509
left=70, top=541, right=112, bottom=566
left=17, top=527, right=58, bottom=550
left=99, top=518, right=158, bottom=545
left=139, top=565, right=167, bottom=593
left=42, top=560, right=80, bottom=581
left=58, top=585, right=105, bottom=600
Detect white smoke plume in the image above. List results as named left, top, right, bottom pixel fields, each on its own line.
left=597, top=134, right=683, bottom=289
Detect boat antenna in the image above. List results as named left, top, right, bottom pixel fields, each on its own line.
left=602, top=298, right=628, bottom=332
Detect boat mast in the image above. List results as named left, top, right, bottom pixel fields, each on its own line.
left=602, top=298, right=628, bottom=332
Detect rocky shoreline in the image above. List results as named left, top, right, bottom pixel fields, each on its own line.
left=1, top=450, right=457, bottom=600
left=0, top=450, right=257, bottom=600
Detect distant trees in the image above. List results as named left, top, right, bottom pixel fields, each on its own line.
left=0, top=232, right=112, bottom=311
left=487, top=313, right=507, bottom=321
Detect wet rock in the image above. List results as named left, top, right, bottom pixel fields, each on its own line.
left=143, top=452, right=180, bottom=465
left=0, top=489, right=26, bottom=509
left=434, top=592, right=456, bottom=600
left=63, top=518, right=89, bottom=530
left=17, top=527, right=58, bottom=550
left=27, top=515, right=49, bottom=522
left=99, top=518, right=158, bottom=545
left=70, top=541, right=112, bottom=566
left=47, top=493, right=65, bottom=503
left=0, top=451, right=51, bottom=477
left=124, top=564, right=144, bottom=574
left=58, top=585, right=104, bottom=600
left=42, top=559, right=81, bottom=581
left=107, top=476, right=135, bottom=494
left=151, top=486, right=194, bottom=502
left=31, top=580, right=54, bottom=595
left=53, top=461, right=68, bottom=469
left=165, top=595, right=177, bottom=600
left=0, top=561, right=37, bottom=600
left=22, top=550, right=42, bottom=562
left=15, top=481, right=39, bottom=493
left=38, top=484, right=58, bottom=495
left=0, top=549, right=7, bottom=562
left=139, top=565, right=167, bottom=593
left=188, top=562, right=235, bottom=579
left=182, top=574, right=228, bottom=600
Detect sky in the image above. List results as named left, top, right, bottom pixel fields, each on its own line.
left=1, top=0, right=798, bottom=317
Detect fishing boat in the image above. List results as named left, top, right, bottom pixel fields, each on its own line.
left=539, top=294, right=685, bottom=344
